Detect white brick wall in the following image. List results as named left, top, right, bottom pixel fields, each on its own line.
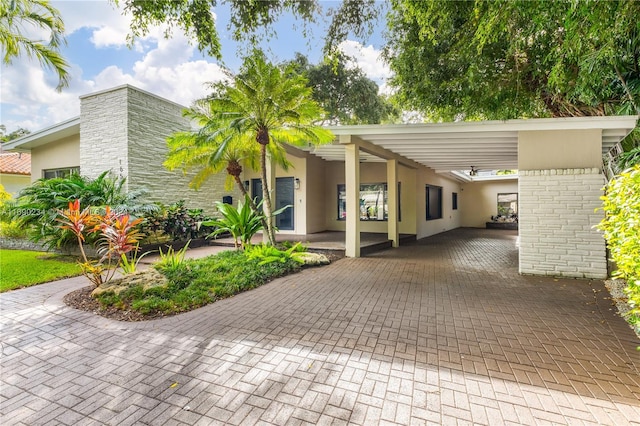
left=519, top=168, right=607, bottom=278
left=80, top=86, right=241, bottom=214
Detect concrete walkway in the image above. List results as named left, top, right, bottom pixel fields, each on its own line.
left=1, top=229, right=638, bottom=425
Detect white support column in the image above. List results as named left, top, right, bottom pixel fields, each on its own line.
left=263, top=152, right=277, bottom=244
left=344, top=137, right=360, bottom=257
left=387, top=159, right=399, bottom=247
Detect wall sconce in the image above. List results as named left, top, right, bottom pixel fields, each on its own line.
left=294, top=178, right=301, bottom=189
left=243, top=180, right=249, bottom=190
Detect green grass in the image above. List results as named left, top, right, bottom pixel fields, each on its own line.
left=95, top=250, right=300, bottom=316
left=0, top=249, right=83, bottom=292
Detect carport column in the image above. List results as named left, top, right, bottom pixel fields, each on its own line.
left=344, top=136, right=361, bottom=257
left=518, top=129, right=607, bottom=279
left=263, top=152, right=277, bottom=244
left=387, top=159, right=399, bottom=247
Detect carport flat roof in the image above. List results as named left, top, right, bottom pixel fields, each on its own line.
left=305, top=115, right=638, bottom=173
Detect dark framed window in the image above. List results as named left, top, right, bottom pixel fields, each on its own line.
left=338, top=182, right=401, bottom=221
left=452, top=192, right=458, bottom=210
left=426, top=184, right=443, bottom=220
left=43, top=167, right=79, bottom=179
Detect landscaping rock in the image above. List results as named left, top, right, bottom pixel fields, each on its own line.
left=91, top=268, right=169, bottom=297
left=298, top=252, right=330, bottom=266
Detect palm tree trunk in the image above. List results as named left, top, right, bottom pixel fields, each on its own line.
left=259, top=144, right=277, bottom=245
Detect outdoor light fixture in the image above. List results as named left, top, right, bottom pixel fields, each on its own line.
left=294, top=178, right=301, bottom=189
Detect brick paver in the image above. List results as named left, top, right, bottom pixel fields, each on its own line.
left=1, top=229, right=639, bottom=425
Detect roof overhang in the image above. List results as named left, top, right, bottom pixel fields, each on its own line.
left=303, top=115, right=638, bottom=173
left=3, top=116, right=80, bottom=151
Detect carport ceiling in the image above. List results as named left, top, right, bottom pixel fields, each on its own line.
left=305, top=116, right=638, bottom=173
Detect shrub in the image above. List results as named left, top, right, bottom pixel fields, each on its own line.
left=245, top=243, right=307, bottom=265
left=140, top=201, right=214, bottom=242
left=3, top=171, right=157, bottom=249
left=598, top=165, right=640, bottom=333
left=204, top=197, right=265, bottom=250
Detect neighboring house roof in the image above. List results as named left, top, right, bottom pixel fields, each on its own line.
left=3, top=116, right=80, bottom=151
left=0, top=152, right=31, bottom=175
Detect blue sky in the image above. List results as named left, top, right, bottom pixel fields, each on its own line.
left=1, top=0, right=391, bottom=133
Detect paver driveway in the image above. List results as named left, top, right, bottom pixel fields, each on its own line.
left=1, top=229, right=639, bottom=425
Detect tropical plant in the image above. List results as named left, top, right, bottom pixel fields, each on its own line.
left=204, top=197, right=267, bottom=250
left=200, top=51, right=333, bottom=244
left=57, top=201, right=145, bottom=286
left=155, top=240, right=191, bottom=273
left=598, top=165, right=640, bottom=334
left=119, top=248, right=151, bottom=275
left=0, top=0, right=69, bottom=89
left=245, top=242, right=307, bottom=265
left=4, top=171, right=156, bottom=249
left=140, top=201, right=213, bottom=242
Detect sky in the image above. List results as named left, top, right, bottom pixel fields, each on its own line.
left=0, top=0, right=392, bottom=134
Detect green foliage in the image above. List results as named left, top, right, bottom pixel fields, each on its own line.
left=154, top=240, right=190, bottom=273
left=245, top=242, right=307, bottom=265
left=385, top=0, right=640, bottom=120
left=0, top=249, right=82, bottom=292
left=114, top=0, right=381, bottom=58
left=598, top=165, right=640, bottom=333
left=119, top=248, right=152, bottom=274
left=4, top=171, right=156, bottom=249
left=0, top=125, right=30, bottom=142
left=207, top=50, right=334, bottom=244
left=141, top=201, right=213, bottom=242
left=0, top=0, right=69, bottom=89
left=287, top=52, right=398, bottom=125
left=204, top=197, right=266, bottom=250
left=95, top=249, right=300, bottom=315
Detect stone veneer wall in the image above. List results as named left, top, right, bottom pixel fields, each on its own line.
left=518, top=168, right=607, bottom=279
left=80, top=86, right=240, bottom=214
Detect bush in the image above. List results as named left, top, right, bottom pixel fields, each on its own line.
left=598, top=165, right=640, bottom=333
left=3, top=171, right=157, bottom=249
left=0, top=220, right=28, bottom=239
left=96, top=250, right=300, bottom=315
left=140, top=201, right=214, bottom=242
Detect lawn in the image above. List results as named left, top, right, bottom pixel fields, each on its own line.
left=0, top=249, right=83, bottom=292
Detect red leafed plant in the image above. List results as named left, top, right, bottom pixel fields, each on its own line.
left=57, top=200, right=145, bottom=287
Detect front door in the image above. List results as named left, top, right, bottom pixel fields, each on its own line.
left=251, top=177, right=295, bottom=231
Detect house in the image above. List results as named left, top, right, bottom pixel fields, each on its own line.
left=5, top=85, right=638, bottom=279
left=3, top=85, right=241, bottom=212
left=0, top=151, right=31, bottom=196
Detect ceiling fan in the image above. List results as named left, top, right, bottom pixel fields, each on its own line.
left=469, top=166, right=478, bottom=176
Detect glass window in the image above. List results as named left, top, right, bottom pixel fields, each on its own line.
left=338, top=183, right=400, bottom=221
left=43, top=167, right=79, bottom=179
left=452, top=192, right=458, bottom=210
left=426, top=185, right=443, bottom=220
left=497, top=193, right=518, bottom=217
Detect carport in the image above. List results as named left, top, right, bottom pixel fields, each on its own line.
left=302, top=115, right=638, bottom=279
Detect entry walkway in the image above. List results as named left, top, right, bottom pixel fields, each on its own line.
left=1, top=229, right=638, bottom=425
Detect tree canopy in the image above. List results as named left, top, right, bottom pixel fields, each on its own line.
left=0, top=125, right=30, bottom=142
left=384, top=0, right=640, bottom=120
left=287, top=53, right=397, bottom=125
left=0, top=0, right=69, bottom=89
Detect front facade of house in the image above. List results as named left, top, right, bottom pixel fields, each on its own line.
left=6, top=85, right=637, bottom=279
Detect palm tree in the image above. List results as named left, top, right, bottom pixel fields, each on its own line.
left=0, top=0, right=69, bottom=89
left=167, top=50, right=334, bottom=244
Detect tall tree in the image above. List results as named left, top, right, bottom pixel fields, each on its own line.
left=171, top=51, right=333, bottom=244
left=0, top=0, right=69, bottom=89
left=384, top=0, right=640, bottom=120
left=288, top=53, right=398, bottom=125
left=0, top=125, right=30, bottom=142
left=114, top=0, right=381, bottom=59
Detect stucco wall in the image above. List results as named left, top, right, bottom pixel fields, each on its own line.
left=0, top=174, right=31, bottom=196
left=414, top=167, right=462, bottom=239
left=519, top=129, right=602, bottom=170
left=305, top=155, right=327, bottom=234
left=323, top=161, right=418, bottom=235
left=519, top=168, right=607, bottom=278
left=30, top=135, right=80, bottom=182
left=460, top=179, right=519, bottom=227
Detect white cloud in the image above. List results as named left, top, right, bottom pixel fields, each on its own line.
left=338, top=40, right=393, bottom=82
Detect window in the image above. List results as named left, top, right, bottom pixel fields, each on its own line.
left=338, top=183, right=401, bottom=221
left=43, top=167, right=79, bottom=179
left=497, top=193, right=518, bottom=217
left=426, top=185, right=443, bottom=220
